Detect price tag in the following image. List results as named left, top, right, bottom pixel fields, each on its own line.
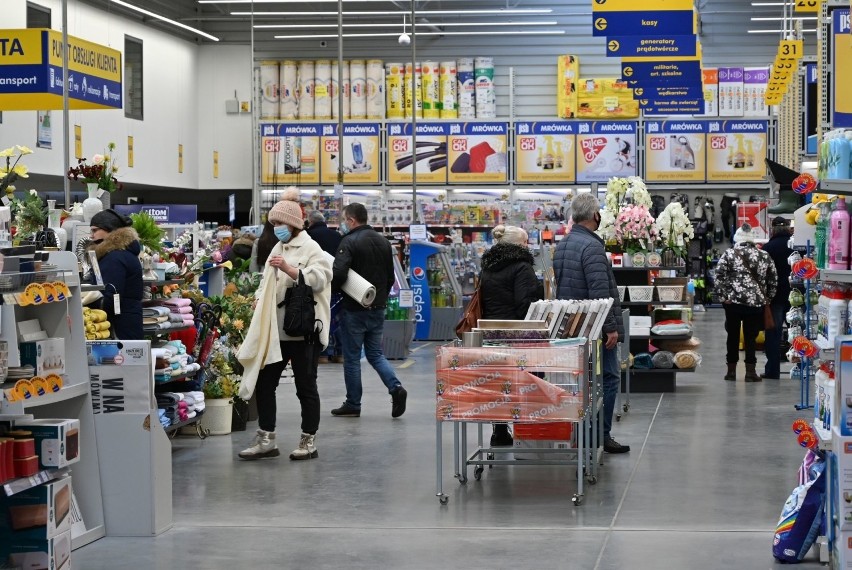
left=795, top=0, right=820, bottom=13
left=409, top=224, right=428, bottom=241
left=114, top=294, right=121, bottom=315
left=398, top=289, right=414, bottom=308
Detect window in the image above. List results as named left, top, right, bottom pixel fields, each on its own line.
left=26, top=2, right=51, bottom=28
left=124, top=36, right=143, bottom=121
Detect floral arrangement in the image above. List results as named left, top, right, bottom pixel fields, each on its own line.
left=599, top=176, right=652, bottom=244
left=0, top=145, right=32, bottom=196
left=67, top=142, right=122, bottom=193
left=202, top=339, right=241, bottom=400
left=614, top=204, right=658, bottom=254
left=12, top=189, right=47, bottom=239
left=655, top=202, right=695, bottom=258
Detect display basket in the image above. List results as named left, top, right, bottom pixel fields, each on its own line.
left=617, top=286, right=626, bottom=302
left=627, top=285, right=654, bottom=303
left=656, top=285, right=685, bottom=302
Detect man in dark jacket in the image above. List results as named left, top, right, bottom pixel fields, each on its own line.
left=329, top=202, right=407, bottom=418
left=762, top=216, right=793, bottom=379
left=553, top=193, right=629, bottom=454
left=307, top=211, right=343, bottom=363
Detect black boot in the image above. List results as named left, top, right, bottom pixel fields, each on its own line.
left=724, top=363, right=737, bottom=381
left=490, top=423, right=513, bottom=446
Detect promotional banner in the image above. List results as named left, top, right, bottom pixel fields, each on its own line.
left=515, top=121, right=577, bottom=183
left=319, top=123, right=381, bottom=185
left=833, top=9, right=852, bottom=127
left=706, top=120, right=768, bottom=181
left=592, top=10, right=695, bottom=37
left=114, top=204, right=199, bottom=224
left=575, top=121, right=637, bottom=182
left=387, top=122, right=449, bottom=184
left=605, top=35, right=698, bottom=58
left=446, top=122, right=509, bottom=184
left=644, top=120, right=707, bottom=182
left=0, top=29, right=122, bottom=110
left=259, top=123, right=321, bottom=185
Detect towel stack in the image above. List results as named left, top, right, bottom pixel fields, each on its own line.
left=83, top=308, right=111, bottom=340
left=155, top=392, right=180, bottom=426
left=142, top=297, right=195, bottom=333
left=152, top=341, right=200, bottom=383
left=152, top=298, right=195, bottom=326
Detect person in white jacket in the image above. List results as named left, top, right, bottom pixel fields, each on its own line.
left=238, top=187, right=332, bottom=461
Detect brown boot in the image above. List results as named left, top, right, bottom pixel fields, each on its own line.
left=724, top=363, right=736, bottom=381
left=744, top=364, right=762, bottom=382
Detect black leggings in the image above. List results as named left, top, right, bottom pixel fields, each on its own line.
left=720, top=195, right=738, bottom=238
left=255, top=340, right=321, bottom=434
left=724, top=303, right=763, bottom=365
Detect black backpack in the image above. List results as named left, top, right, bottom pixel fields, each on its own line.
left=280, top=271, right=321, bottom=342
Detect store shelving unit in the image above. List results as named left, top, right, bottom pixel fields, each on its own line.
left=0, top=251, right=106, bottom=550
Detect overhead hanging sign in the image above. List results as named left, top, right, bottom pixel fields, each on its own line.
left=633, top=83, right=704, bottom=100
left=592, top=10, right=695, bottom=37
left=592, top=0, right=694, bottom=11
left=575, top=121, right=637, bottom=183
left=622, top=60, right=702, bottom=83
left=259, top=123, right=321, bottom=185
left=644, top=120, right=708, bottom=182
left=114, top=204, right=199, bottom=224
left=319, top=123, right=381, bottom=185
left=605, top=35, right=698, bottom=58
left=0, top=29, right=122, bottom=110
left=447, top=122, right=509, bottom=184
left=515, top=121, right=577, bottom=183
left=706, top=120, right=769, bottom=182
left=387, top=122, right=449, bottom=184
left=795, top=0, right=821, bottom=13
left=833, top=9, right=852, bottom=127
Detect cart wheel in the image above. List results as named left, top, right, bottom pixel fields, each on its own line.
left=616, top=413, right=622, bottom=422
left=474, top=465, right=484, bottom=481
left=439, top=495, right=449, bottom=505
left=587, top=475, right=598, bottom=485
left=572, top=494, right=584, bottom=506
left=457, top=473, right=467, bottom=484
left=623, top=403, right=630, bottom=413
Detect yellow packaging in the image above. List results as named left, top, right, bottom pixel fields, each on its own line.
left=557, top=55, right=579, bottom=119
left=421, top=61, right=440, bottom=118
left=577, top=97, right=639, bottom=119
left=465, top=206, right=481, bottom=225
left=385, top=62, right=404, bottom=119
left=46, top=374, right=64, bottom=393
left=52, top=281, right=70, bottom=301
left=15, top=379, right=36, bottom=400
left=31, top=376, right=48, bottom=396
left=42, top=283, right=57, bottom=304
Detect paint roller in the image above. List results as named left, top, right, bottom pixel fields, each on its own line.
left=323, top=252, right=376, bottom=307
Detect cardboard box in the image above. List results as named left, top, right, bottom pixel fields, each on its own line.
left=629, top=316, right=652, bottom=330
left=0, top=529, right=71, bottom=570
left=14, top=419, right=80, bottom=469
left=87, top=341, right=155, bottom=415
left=0, top=476, right=72, bottom=539
left=19, top=338, right=66, bottom=376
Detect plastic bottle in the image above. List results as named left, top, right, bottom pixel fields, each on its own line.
left=828, top=132, right=839, bottom=179
left=828, top=196, right=851, bottom=270
left=818, top=283, right=848, bottom=346
left=838, top=132, right=852, bottom=179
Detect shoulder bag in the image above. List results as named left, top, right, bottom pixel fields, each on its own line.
left=280, top=270, right=321, bottom=342
left=455, top=287, right=482, bottom=339
left=737, top=249, right=775, bottom=331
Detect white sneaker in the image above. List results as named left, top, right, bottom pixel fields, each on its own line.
left=289, top=432, right=318, bottom=460
left=238, top=429, right=280, bottom=460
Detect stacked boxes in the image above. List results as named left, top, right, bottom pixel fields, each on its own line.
left=557, top=55, right=580, bottom=119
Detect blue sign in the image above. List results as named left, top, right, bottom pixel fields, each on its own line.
left=592, top=10, right=695, bottom=37
left=447, top=122, right=509, bottom=136
left=47, top=65, right=122, bottom=107
left=515, top=121, right=578, bottom=136
left=387, top=122, right=452, bottom=136
left=114, top=204, right=199, bottom=224
left=259, top=123, right=321, bottom=137
left=641, top=103, right=704, bottom=115
left=318, top=122, right=381, bottom=137
left=707, top=120, right=768, bottom=134
left=645, top=120, right=709, bottom=134
left=605, top=35, right=697, bottom=58
left=622, top=60, right=702, bottom=82
left=834, top=9, right=852, bottom=127
left=633, top=83, right=704, bottom=100
left=576, top=121, right=637, bottom=135
left=409, top=241, right=443, bottom=340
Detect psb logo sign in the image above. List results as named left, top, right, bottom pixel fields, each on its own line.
left=412, top=267, right=426, bottom=281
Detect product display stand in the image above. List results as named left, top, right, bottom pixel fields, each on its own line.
left=410, top=241, right=463, bottom=341
left=613, top=266, right=694, bottom=392
left=435, top=340, right=602, bottom=506
left=383, top=249, right=415, bottom=360
left=0, top=251, right=106, bottom=550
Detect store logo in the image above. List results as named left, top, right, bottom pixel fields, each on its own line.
left=412, top=267, right=426, bottom=281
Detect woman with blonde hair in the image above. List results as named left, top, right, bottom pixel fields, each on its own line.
left=479, top=224, right=543, bottom=446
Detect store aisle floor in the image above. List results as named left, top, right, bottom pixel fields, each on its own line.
left=76, top=309, right=823, bottom=569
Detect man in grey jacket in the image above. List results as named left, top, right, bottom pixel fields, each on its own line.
left=553, top=192, right=629, bottom=454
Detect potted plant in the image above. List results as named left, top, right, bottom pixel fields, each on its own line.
left=654, top=202, right=695, bottom=267
left=200, top=339, right=242, bottom=435
left=613, top=204, right=658, bottom=266
left=67, top=142, right=122, bottom=213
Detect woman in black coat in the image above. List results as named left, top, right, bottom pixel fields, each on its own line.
left=89, top=209, right=144, bottom=340
left=479, top=224, right=544, bottom=446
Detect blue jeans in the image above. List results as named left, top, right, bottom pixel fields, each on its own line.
left=322, top=293, right=343, bottom=358
left=340, top=308, right=402, bottom=409
left=763, top=302, right=788, bottom=378
left=602, top=343, right=620, bottom=440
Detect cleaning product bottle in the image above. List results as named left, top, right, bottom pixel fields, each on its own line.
left=818, top=282, right=848, bottom=346
left=838, top=131, right=852, bottom=179
left=819, top=134, right=830, bottom=180
left=814, top=201, right=829, bottom=269
left=733, top=134, right=746, bottom=169
left=829, top=196, right=851, bottom=270
left=543, top=135, right=555, bottom=170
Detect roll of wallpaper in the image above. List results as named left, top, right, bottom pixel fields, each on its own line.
left=404, top=62, right=423, bottom=119
left=474, top=56, right=496, bottom=118
left=385, top=62, right=404, bottom=119
left=421, top=61, right=440, bottom=118
left=457, top=57, right=475, bottom=119
left=366, top=59, right=385, bottom=119
left=314, top=59, right=332, bottom=119
left=260, top=61, right=279, bottom=120
left=297, top=60, right=315, bottom=119
left=331, top=60, right=351, bottom=119
left=350, top=59, right=367, bottom=119
left=323, top=252, right=376, bottom=307
left=439, top=60, right=458, bottom=118
left=279, top=60, right=298, bottom=120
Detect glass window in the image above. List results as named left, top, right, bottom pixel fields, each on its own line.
left=124, top=36, right=143, bottom=121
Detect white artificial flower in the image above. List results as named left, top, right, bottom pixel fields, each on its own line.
left=28, top=189, right=37, bottom=196
left=92, top=154, right=105, bottom=166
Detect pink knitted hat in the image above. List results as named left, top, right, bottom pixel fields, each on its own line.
left=267, top=187, right=304, bottom=228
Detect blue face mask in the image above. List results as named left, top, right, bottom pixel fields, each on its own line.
left=339, top=221, right=350, bottom=236
left=274, top=226, right=292, bottom=243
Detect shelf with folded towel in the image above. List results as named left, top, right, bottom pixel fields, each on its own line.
left=154, top=370, right=201, bottom=388
left=162, top=410, right=205, bottom=435
left=2, top=467, right=70, bottom=497
left=145, top=324, right=196, bottom=336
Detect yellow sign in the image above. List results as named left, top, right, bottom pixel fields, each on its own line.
left=127, top=136, right=134, bottom=168
left=74, top=125, right=82, bottom=158
left=795, top=0, right=821, bottom=13
left=213, top=151, right=219, bottom=179
left=178, top=144, right=183, bottom=174
left=592, top=0, right=694, bottom=11
left=707, top=132, right=768, bottom=182
left=778, top=40, right=804, bottom=60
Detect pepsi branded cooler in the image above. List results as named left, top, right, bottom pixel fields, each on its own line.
left=409, top=241, right=463, bottom=341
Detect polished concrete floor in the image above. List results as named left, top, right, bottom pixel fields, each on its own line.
left=76, top=309, right=825, bottom=569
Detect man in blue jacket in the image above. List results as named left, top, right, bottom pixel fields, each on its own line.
left=553, top=193, right=629, bottom=453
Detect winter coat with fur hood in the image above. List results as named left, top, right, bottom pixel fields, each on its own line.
left=91, top=226, right=143, bottom=340
left=480, top=242, right=543, bottom=320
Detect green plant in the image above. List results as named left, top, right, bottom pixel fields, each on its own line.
left=12, top=189, right=47, bottom=238
left=130, top=211, right=166, bottom=255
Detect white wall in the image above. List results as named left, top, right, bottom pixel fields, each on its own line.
left=0, top=0, right=253, bottom=192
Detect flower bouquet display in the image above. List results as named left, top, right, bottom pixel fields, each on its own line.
left=598, top=176, right=652, bottom=247
left=0, top=145, right=32, bottom=196
left=613, top=204, right=658, bottom=265
left=655, top=202, right=695, bottom=266
left=67, top=142, right=122, bottom=213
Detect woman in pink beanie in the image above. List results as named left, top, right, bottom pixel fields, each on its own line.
left=238, top=187, right=332, bottom=461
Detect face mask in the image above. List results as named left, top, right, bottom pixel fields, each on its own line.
left=339, top=221, right=350, bottom=236
left=274, top=226, right=292, bottom=243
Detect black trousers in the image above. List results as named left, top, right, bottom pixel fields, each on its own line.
left=255, top=340, right=320, bottom=434
left=724, top=303, right=763, bottom=365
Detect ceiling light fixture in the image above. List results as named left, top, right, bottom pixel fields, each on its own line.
left=274, top=30, right=565, bottom=39
left=750, top=16, right=817, bottom=21
left=234, top=9, right=553, bottom=16
left=746, top=28, right=816, bottom=33
left=112, top=0, right=220, bottom=41
left=256, top=21, right=557, bottom=29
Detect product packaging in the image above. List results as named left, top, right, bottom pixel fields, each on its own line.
left=13, top=419, right=80, bottom=469
left=0, top=476, right=72, bottom=539
left=0, top=529, right=71, bottom=570
left=19, top=338, right=65, bottom=376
